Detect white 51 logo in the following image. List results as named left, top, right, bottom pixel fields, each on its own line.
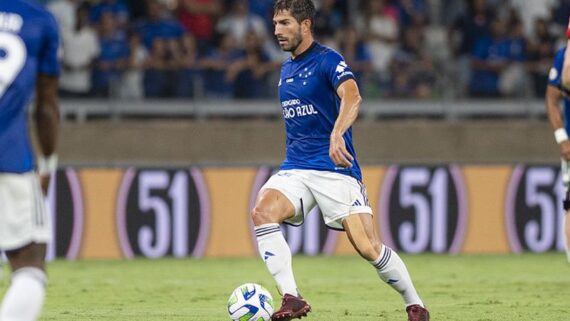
left=336, top=61, right=348, bottom=73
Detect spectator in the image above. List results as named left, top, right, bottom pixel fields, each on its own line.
left=527, top=17, right=556, bottom=97
left=313, top=0, right=343, bottom=46
left=551, top=0, right=570, bottom=31
left=137, top=0, right=185, bottom=49
left=336, top=24, right=373, bottom=94
left=143, top=38, right=184, bottom=98
left=143, top=38, right=169, bottom=97
left=59, top=3, right=100, bottom=97
left=248, top=0, right=274, bottom=31
left=92, top=12, right=130, bottom=97
left=505, top=10, right=526, bottom=62
left=469, top=18, right=511, bottom=98
left=230, top=32, right=274, bottom=99
left=199, top=33, right=244, bottom=98
left=216, top=0, right=268, bottom=49
left=396, top=0, right=428, bottom=29
left=175, top=34, right=200, bottom=98
left=448, top=0, right=493, bottom=96
left=509, top=0, right=557, bottom=37
left=90, top=0, right=130, bottom=27
left=176, top=0, right=222, bottom=55
left=355, top=0, right=399, bottom=76
left=124, top=0, right=147, bottom=20
left=449, top=0, right=493, bottom=57
left=389, top=24, right=436, bottom=98
left=47, top=0, right=80, bottom=33
left=497, top=10, right=529, bottom=97
left=120, top=32, right=147, bottom=99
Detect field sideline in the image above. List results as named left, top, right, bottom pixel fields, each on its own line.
left=0, top=254, right=567, bottom=320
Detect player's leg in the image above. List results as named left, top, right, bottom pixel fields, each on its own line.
left=252, top=171, right=313, bottom=320
left=561, top=159, right=570, bottom=263
left=252, top=187, right=299, bottom=296
left=342, top=214, right=424, bottom=305
left=342, top=214, right=429, bottom=321
left=563, top=208, right=570, bottom=263
left=0, top=173, right=50, bottom=321
left=0, top=244, right=48, bottom=321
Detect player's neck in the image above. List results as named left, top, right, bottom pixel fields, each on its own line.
left=292, top=37, right=315, bottom=59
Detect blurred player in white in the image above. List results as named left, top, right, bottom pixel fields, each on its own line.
left=251, top=0, right=429, bottom=320
left=546, top=44, right=570, bottom=263
left=0, top=0, right=60, bottom=320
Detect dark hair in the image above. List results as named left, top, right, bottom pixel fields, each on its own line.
left=274, top=0, right=316, bottom=29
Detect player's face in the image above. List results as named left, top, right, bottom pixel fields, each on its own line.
left=273, top=10, right=304, bottom=52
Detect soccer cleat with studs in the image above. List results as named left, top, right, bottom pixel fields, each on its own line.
left=406, top=304, right=430, bottom=321
left=271, top=293, right=311, bottom=321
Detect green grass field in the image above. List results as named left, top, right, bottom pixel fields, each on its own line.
left=1, top=254, right=568, bottom=320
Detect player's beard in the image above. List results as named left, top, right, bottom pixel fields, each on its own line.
left=281, top=28, right=303, bottom=53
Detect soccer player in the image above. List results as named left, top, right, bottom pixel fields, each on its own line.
left=0, top=0, right=60, bottom=320
left=251, top=1, right=429, bottom=320
left=561, top=19, right=570, bottom=89
left=545, top=46, right=570, bottom=263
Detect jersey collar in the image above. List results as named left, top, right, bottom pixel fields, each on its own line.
left=292, top=41, right=318, bottom=61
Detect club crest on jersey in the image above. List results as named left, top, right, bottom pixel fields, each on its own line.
left=549, top=67, right=558, bottom=81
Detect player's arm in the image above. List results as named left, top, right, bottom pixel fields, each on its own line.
left=35, top=74, right=59, bottom=194
left=545, top=84, right=570, bottom=160
left=562, top=17, right=570, bottom=89
left=330, top=79, right=361, bottom=168
left=562, top=45, right=570, bottom=90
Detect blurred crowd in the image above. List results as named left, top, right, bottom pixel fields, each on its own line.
left=43, top=0, right=570, bottom=100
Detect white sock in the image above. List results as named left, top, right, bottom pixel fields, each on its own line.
left=370, top=246, right=424, bottom=307
left=0, top=267, right=47, bottom=321
left=255, top=224, right=298, bottom=297
left=562, top=212, right=570, bottom=263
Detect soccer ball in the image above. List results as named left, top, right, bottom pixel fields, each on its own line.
left=227, top=283, right=274, bottom=321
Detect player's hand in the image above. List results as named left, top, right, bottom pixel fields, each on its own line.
left=39, top=174, right=50, bottom=195
left=561, top=141, right=570, bottom=161
left=329, top=133, right=353, bottom=168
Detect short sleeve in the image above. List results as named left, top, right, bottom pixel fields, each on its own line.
left=38, top=12, right=60, bottom=76
left=548, top=48, right=565, bottom=88
left=320, top=50, right=356, bottom=91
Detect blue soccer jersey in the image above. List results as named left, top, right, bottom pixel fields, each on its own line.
left=548, top=47, right=570, bottom=133
left=0, top=0, right=60, bottom=173
left=278, top=42, right=362, bottom=181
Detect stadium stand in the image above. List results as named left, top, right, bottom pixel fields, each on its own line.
left=44, top=0, right=568, bottom=105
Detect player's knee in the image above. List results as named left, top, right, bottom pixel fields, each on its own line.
left=251, top=206, right=279, bottom=226
left=5, top=243, right=46, bottom=271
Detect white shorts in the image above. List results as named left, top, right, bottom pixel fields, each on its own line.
left=261, top=169, right=373, bottom=230
left=0, top=172, right=52, bottom=251
left=562, top=159, right=570, bottom=189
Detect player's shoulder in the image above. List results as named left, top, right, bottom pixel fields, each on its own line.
left=3, top=0, right=53, bottom=19
left=314, top=42, right=344, bottom=60
left=3, top=0, right=59, bottom=36
left=313, top=43, right=347, bottom=73
left=555, top=47, right=567, bottom=60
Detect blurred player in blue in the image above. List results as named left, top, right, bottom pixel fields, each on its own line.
left=545, top=45, right=570, bottom=264
left=250, top=1, right=429, bottom=320
left=0, top=0, right=60, bottom=320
